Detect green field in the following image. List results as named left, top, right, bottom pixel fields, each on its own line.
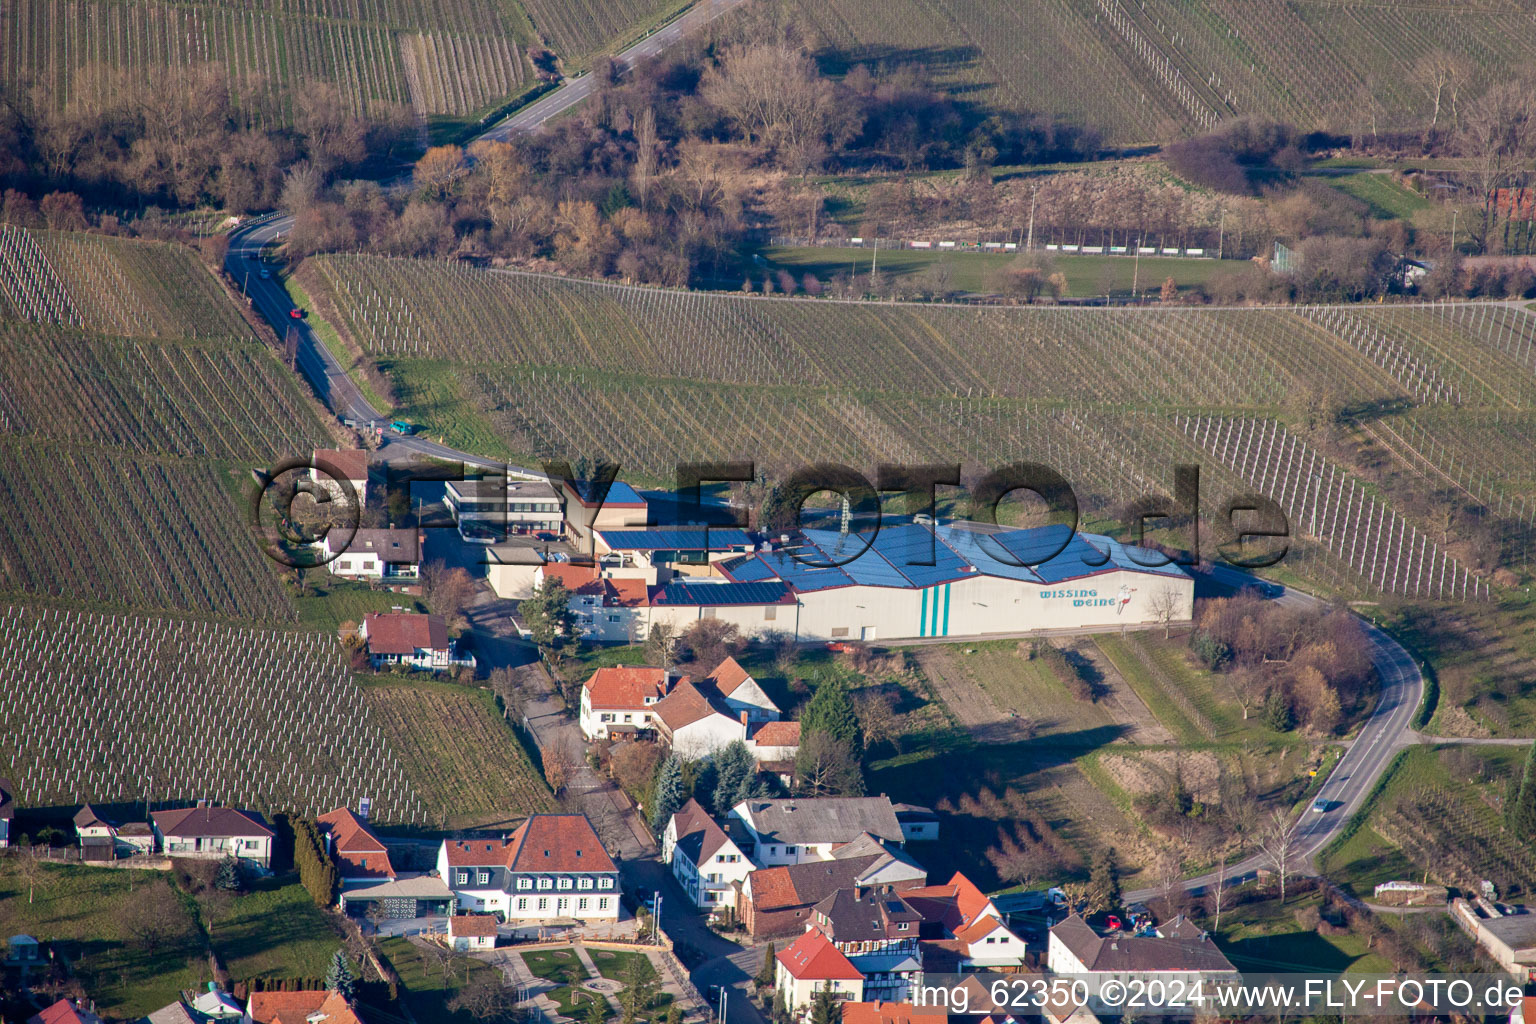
left=359, top=678, right=552, bottom=829
left=375, top=936, right=505, bottom=1024
left=1215, top=890, right=1392, bottom=974
left=758, top=245, right=1226, bottom=299
left=1319, top=172, right=1434, bottom=222
left=212, top=881, right=343, bottom=985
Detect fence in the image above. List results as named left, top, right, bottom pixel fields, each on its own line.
left=769, top=236, right=1218, bottom=259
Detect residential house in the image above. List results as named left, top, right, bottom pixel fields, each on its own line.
left=1047, top=914, right=1238, bottom=984
left=0, top=776, right=14, bottom=847
left=28, top=1001, right=104, bottom=1024
left=361, top=612, right=470, bottom=672
left=117, top=821, right=155, bottom=856
left=312, top=449, right=369, bottom=507
left=842, top=1004, right=948, bottom=1024
left=739, top=842, right=928, bottom=938
left=437, top=814, right=620, bottom=921
left=776, top=927, right=865, bottom=1016
left=539, top=564, right=650, bottom=643
left=191, top=988, right=244, bottom=1022
left=74, top=804, right=120, bottom=862
left=806, top=887, right=924, bottom=1002
left=449, top=914, right=499, bottom=951
left=579, top=665, right=670, bottom=740
left=321, top=528, right=421, bottom=582
left=244, top=990, right=366, bottom=1024
left=903, top=873, right=1028, bottom=972
left=892, top=804, right=939, bottom=843
left=151, top=805, right=274, bottom=868
left=652, top=662, right=796, bottom=762
left=446, top=477, right=562, bottom=543
left=318, top=807, right=395, bottom=888
left=663, top=799, right=755, bottom=910
left=730, top=797, right=906, bottom=866
left=143, top=1001, right=205, bottom=1024
left=1450, top=898, right=1536, bottom=980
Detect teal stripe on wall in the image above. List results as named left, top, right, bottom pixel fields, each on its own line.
left=942, top=584, right=951, bottom=637
left=919, top=588, right=928, bottom=638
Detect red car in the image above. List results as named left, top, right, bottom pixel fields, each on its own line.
left=289, top=307, right=305, bottom=319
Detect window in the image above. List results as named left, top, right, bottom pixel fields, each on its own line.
left=898, top=922, right=909, bottom=931
left=623, top=714, right=633, bottom=723
left=763, top=606, right=776, bottom=620
left=784, top=846, right=796, bottom=856
left=578, top=877, right=594, bottom=890
left=600, top=713, right=614, bottom=723
left=538, top=897, right=548, bottom=911
left=517, top=898, right=528, bottom=912
left=598, top=877, right=614, bottom=890
left=477, top=870, right=491, bottom=885
left=598, top=897, right=610, bottom=911
left=537, top=877, right=553, bottom=890
left=986, top=937, right=996, bottom=944
left=557, top=897, right=569, bottom=911
left=831, top=627, right=849, bottom=637
left=707, top=873, right=719, bottom=883
left=558, top=877, right=574, bottom=890
left=517, top=877, right=533, bottom=890
left=456, top=871, right=469, bottom=886
left=608, top=614, right=620, bottom=622
left=578, top=898, right=589, bottom=911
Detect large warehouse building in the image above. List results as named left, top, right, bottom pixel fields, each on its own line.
left=711, top=521, right=1194, bottom=642
left=540, top=518, right=1194, bottom=644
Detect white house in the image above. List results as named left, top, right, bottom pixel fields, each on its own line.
left=448, top=915, right=498, bottom=951
left=437, top=814, right=620, bottom=921
left=317, top=806, right=395, bottom=888
left=362, top=612, right=470, bottom=672
left=1047, top=914, right=1238, bottom=984
left=730, top=797, right=906, bottom=866
left=892, top=804, right=940, bottom=843
left=151, top=805, right=273, bottom=869
left=663, top=799, right=755, bottom=910
left=579, top=665, right=670, bottom=740
left=776, top=928, right=865, bottom=1015
left=321, top=528, right=420, bottom=581
left=312, top=449, right=368, bottom=507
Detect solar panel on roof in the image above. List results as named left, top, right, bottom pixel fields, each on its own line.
left=662, top=580, right=790, bottom=606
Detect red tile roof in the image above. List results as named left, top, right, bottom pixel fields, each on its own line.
left=604, top=578, right=649, bottom=607
left=750, top=721, right=800, bottom=747
left=28, top=1000, right=101, bottom=1024
left=900, top=872, right=993, bottom=933
left=313, top=449, right=368, bottom=482
left=449, top=914, right=499, bottom=937
left=152, top=805, right=272, bottom=839
left=584, top=666, right=668, bottom=710
left=443, top=814, right=617, bottom=873
left=318, top=807, right=394, bottom=880
left=843, top=1004, right=948, bottom=1024
left=363, top=612, right=450, bottom=655
left=777, top=927, right=862, bottom=981
left=541, top=564, right=603, bottom=594
left=248, top=991, right=364, bottom=1024
left=709, top=656, right=754, bottom=696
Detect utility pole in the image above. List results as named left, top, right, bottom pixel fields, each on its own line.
left=1217, top=208, right=1226, bottom=260
left=1450, top=209, right=1458, bottom=254
left=1132, top=237, right=1142, bottom=301
left=1026, top=186, right=1038, bottom=252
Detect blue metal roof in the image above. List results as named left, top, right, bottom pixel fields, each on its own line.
left=1083, top=533, right=1190, bottom=578
left=657, top=580, right=792, bottom=606
left=751, top=547, right=855, bottom=592
left=572, top=479, right=646, bottom=505
left=596, top=529, right=753, bottom=551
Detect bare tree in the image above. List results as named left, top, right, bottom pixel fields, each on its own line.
left=632, top=106, right=659, bottom=209
left=1210, top=851, right=1229, bottom=933
left=1458, top=79, right=1536, bottom=252
left=1257, top=808, right=1303, bottom=904
left=1410, top=50, right=1474, bottom=132
left=1148, top=584, right=1183, bottom=639
left=700, top=43, right=857, bottom=174
left=542, top=744, right=576, bottom=797
left=16, top=845, right=47, bottom=904
left=852, top=689, right=900, bottom=752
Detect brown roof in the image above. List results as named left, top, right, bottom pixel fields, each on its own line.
left=653, top=678, right=733, bottom=733
left=449, top=914, right=499, bottom=937
left=747, top=855, right=888, bottom=912
left=248, top=991, right=364, bottom=1024
left=584, top=666, right=669, bottom=710
left=750, top=721, right=800, bottom=746
left=0, top=777, right=14, bottom=820
left=344, top=529, right=419, bottom=563
left=73, top=804, right=115, bottom=830
left=152, top=805, right=272, bottom=839
left=670, top=798, right=732, bottom=865
left=709, top=656, right=754, bottom=696
left=314, top=449, right=368, bottom=482
left=363, top=612, right=450, bottom=655
left=899, top=872, right=992, bottom=933
left=318, top=807, right=395, bottom=880
left=443, top=814, right=617, bottom=873
left=1050, top=914, right=1236, bottom=973
left=811, top=887, right=923, bottom=941
left=542, top=564, right=603, bottom=594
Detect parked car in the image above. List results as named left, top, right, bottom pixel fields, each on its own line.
left=288, top=307, right=305, bottom=319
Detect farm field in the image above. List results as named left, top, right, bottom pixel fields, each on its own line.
left=518, top=0, right=687, bottom=68
left=1318, top=744, right=1536, bottom=900
left=0, top=860, right=203, bottom=1019
left=304, top=254, right=1534, bottom=601
left=1, top=0, right=533, bottom=125
left=757, top=245, right=1227, bottom=299
left=0, top=602, right=425, bottom=822
left=754, top=0, right=1536, bottom=143
left=358, top=678, right=552, bottom=829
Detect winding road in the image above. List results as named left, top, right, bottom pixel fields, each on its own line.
left=219, top=0, right=1496, bottom=906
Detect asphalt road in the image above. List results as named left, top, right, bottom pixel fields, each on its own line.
left=1124, top=564, right=1424, bottom=902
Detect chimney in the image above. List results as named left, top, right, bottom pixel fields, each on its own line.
left=741, top=711, right=750, bottom=727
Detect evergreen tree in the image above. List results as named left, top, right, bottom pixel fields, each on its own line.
left=1263, top=691, right=1294, bottom=732
left=810, top=983, right=842, bottom=1024
left=1507, top=742, right=1536, bottom=839
left=711, top=741, right=756, bottom=816
left=650, top=753, right=686, bottom=832
left=801, top=676, right=861, bottom=748
left=214, top=857, right=242, bottom=891
left=583, top=991, right=607, bottom=1024
left=1088, top=848, right=1121, bottom=912
left=756, top=942, right=777, bottom=987
left=325, top=949, right=356, bottom=1001
left=520, top=581, right=576, bottom=652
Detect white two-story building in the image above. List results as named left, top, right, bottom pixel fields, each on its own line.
left=662, top=799, right=755, bottom=911
left=436, top=814, right=620, bottom=922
